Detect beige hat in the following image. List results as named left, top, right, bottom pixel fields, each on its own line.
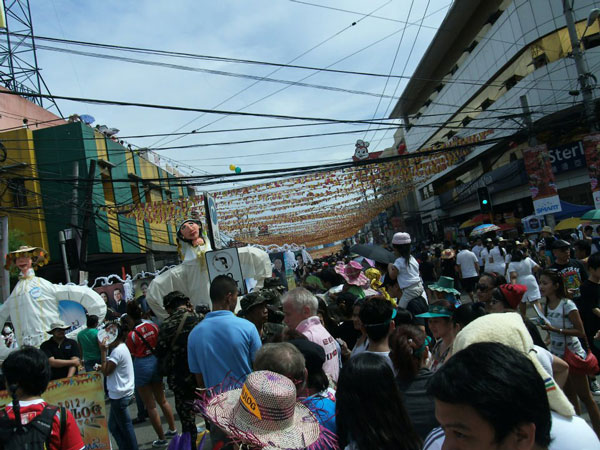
left=542, top=226, right=553, bottom=233
left=453, top=312, right=575, bottom=417
left=48, top=320, right=70, bottom=333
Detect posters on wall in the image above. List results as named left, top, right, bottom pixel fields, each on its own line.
left=93, top=283, right=126, bottom=319
left=583, top=133, right=600, bottom=208
left=523, top=144, right=562, bottom=215
left=0, top=373, right=110, bottom=450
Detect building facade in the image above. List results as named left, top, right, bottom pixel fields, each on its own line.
left=1, top=121, right=194, bottom=288
left=390, top=0, right=600, bottom=240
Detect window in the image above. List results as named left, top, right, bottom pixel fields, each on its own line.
left=447, top=64, right=458, bottom=76
left=9, top=178, right=27, bottom=207
left=131, top=183, right=141, bottom=204
left=444, top=130, right=457, bottom=139
left=465, top=40, right=478, bottom=53
left=480, top=98, right=494, bottom=111
left=503, top=74, right=523, bottom=91
left=100, top=168, right=116, bottom=204
left=583, top=33, right=600, bottom=50
left=461, top=116, right=473, bottom=127
left=532, top=53, right=549, bottom=69
left=487, top=10, right=502, bottom=25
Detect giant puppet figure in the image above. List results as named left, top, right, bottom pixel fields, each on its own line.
left=0, top=246, right=106, bottom=358
left=146, top=219, right=272, bottom=319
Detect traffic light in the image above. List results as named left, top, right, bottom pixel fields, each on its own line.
left=477, top=187, right=492, bottom=213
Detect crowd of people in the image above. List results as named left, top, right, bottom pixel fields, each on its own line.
left=5, top=224, right=600, bottom=450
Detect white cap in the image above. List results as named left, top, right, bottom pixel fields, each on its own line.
left=392, top=232, right=411, bottom=245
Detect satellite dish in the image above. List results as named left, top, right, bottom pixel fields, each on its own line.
left=79, top=114, right=95, bottom=125
left=104, top=128, right=119, bottom=137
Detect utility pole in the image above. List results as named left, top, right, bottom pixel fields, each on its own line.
left=564, top=0, right=597, bottom=131
left=78, top=160, right=96, bottom=278
left=0, top=216, right=9, bottom=301
left=58, top=230, right=71, bottom=283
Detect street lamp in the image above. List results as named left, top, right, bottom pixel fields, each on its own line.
left=584, top=8, right=600, bottom=37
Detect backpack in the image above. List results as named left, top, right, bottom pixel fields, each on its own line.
left=0, top=404, right=66, bottom=450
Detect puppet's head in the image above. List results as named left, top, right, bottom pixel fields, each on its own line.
left=4, top=246, right=49, bottom=275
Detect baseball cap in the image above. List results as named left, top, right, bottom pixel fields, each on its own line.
left=552, top=239, right=570, bottom=250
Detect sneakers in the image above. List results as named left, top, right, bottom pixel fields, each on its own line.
left=152, top=440, right=169, bottom=448
left=590, top=380, right=600, bottom=396
left=164, top=429, right=178, bottom=438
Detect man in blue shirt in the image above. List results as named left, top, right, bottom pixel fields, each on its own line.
left=187, top=275, right=262, bottom=389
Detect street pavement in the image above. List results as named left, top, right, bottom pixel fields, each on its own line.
left=106, top=388, right=207, bottom=450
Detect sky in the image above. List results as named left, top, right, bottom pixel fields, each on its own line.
left=28, top=0, right=452, bottom=190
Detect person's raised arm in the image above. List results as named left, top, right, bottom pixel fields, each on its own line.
left=99, top=344, right=117, bottom=376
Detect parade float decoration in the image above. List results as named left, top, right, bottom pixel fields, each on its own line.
left=0, top=246, right=106, bottom=359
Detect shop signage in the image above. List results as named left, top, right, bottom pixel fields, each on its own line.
left=548, top=141, right=586, bottom=174
left=523, top=144, right=562, bottom=216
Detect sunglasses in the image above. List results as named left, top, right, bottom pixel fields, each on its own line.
left=477, top=284, right=491, bottom=291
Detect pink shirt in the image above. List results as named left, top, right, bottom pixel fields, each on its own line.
left=296, top=316, right=340, bottom=382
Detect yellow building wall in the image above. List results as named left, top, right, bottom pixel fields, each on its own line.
left=0, top=128, right=49, bottom=251
left=95, top=132, right=123, bottom=253
left=138, top=157, right=170, bottom=245
left=124, top=152, right=147, bottom=248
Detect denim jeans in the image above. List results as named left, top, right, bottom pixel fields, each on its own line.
left=84, top=359, right=101, bottom=372
left=109, top=395, right=139, bottom=450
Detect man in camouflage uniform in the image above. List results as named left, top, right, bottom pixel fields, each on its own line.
left=260, top=287, right=285, bottom=341
left=239, top=288, right=286, bottom=343
left=154, top=291, right=202, bottom=450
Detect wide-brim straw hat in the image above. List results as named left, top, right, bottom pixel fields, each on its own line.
left=200, top=371, right=334, bottom=450
left=4, top=245, right=49, bottom=271
left=335, top=261, right=369, bottom=286
left=453, top=312, right=575, bottom=418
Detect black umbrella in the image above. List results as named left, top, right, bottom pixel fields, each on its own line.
left=349, top=244, right=395, bottom=265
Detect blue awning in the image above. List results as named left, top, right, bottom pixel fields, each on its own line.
left=554, top=201, right=594, bottom=220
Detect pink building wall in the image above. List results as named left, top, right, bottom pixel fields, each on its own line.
left=0, top=86, right=64, bottom=131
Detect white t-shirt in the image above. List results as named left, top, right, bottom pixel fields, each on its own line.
left=393, top=256, right=421, bottom=289
left=456, top=250, right=479, bottom=278
left=486, top=246, right=506, bottom=274
left=534, top=344, right=554, bottom=377
left=480, top=248, right=490, bottom=268
left=107, top=342, right=135, bottom=400
left=546, top=299, right=586, bottom=358
left=423, top=412, right=600, bottom=450
left=508, top=258, right=541, bottom=302
left=472, top=245, right=483, bottom=265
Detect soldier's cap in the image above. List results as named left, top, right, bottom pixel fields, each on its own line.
left=260, top=288, right=282, bottom=304
left=240, top=291, right=268, bottom=314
